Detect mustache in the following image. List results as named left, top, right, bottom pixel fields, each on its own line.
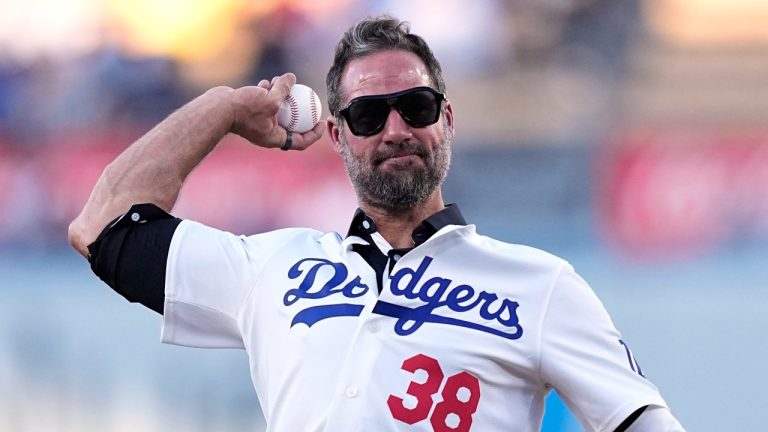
left=371, top=142, right=429, bottom=166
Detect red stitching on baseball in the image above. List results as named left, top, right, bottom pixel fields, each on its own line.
left=286, top=94, right=299, bottom=131
left=309, top=87, right=318, bottom=126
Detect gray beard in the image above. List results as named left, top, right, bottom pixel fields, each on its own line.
left=341, top=129, right=451, bottom=213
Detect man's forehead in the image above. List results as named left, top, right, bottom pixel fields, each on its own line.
left=341, top=50, right=432, bottom=103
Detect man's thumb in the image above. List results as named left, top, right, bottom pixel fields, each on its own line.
left=270, top=73, right=297, bottom=103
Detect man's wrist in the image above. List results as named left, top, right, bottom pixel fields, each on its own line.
left=201, top=86, right=237, bottom=134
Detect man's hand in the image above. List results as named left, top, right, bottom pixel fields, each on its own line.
left=230, top=73, right=324, bottom=151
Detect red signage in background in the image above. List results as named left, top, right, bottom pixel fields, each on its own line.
left=0, top=144, right=15, bottom=210
left=173, top=135, right=356, bottom=234
left=597, top=130, right=768, bottom=260
left=38, top=134, right=127, bottom=234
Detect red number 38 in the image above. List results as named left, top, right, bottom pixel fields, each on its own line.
left=387, top=354, right=481, bottom=432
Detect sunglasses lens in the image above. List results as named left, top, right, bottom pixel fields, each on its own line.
left=346, top=100, right=390, bottom=136
left=342, top=88, right=443, bottom=136
left=398, top=90, right=440, bottom=127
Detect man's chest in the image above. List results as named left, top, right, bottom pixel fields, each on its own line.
left=242, top=240, right=556, bottom=431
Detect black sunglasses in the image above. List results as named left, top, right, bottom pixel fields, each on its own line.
left=338, top=86, right=445, bottom=137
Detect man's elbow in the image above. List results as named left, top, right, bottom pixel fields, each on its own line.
left=67, top=217, right=91, bottom=258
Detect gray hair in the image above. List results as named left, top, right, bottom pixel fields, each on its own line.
left=326, top=16, right=447, bottom=116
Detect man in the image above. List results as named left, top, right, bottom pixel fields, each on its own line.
left=69, top=16, right=684, bottom=432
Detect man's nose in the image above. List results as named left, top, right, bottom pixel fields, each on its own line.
left=380, top=107, right=412, bottom=143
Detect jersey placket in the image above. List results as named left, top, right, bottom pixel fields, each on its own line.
left=321, top=288, right=386, bottom=430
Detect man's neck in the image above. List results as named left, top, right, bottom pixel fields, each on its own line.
left=360, top=190, right=445, bottom=249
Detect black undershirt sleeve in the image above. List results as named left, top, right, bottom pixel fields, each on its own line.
left=86, top=203, right=182, bottom=315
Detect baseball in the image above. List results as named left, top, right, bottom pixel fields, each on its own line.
left=277, top=84, right=322, bottom=133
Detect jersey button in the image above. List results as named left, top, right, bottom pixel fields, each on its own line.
left=367, top=322, right=380, bottom=333
left=392, top=254, right=401, bottom=261
left=345, top=386, right=358, bottom=398
left=130, top=212, right=141, bottom=222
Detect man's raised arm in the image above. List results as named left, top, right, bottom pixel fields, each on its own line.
left=67, top=73, right=324, bottom=257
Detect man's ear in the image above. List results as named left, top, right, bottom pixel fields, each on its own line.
left=443, top=99, right=455, bottom=138
left=326, top=116, right=344, bottom=154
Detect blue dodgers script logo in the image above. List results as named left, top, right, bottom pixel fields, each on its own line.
left=284, top=258, right=370, bottom=327
left=284, top=256, right=523, bottom=340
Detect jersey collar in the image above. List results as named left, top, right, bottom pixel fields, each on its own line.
left=345, top=203, right=467, bottom=247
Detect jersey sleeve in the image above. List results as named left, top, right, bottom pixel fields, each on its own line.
left=87, top=203, right=182, bottom=314
left=160, top=220, right=273, bottom=349
left=539, top=264, right=668, bottom=432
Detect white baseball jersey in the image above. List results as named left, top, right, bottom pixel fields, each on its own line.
left=160, top=220, right=668, bottom=432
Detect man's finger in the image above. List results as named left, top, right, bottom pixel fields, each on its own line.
left=289, top=121, right=325, bottom=151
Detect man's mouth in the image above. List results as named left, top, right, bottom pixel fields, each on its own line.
left=373, top=146, right=427, bottom=166
left=375, top=153, right=422, bottom=167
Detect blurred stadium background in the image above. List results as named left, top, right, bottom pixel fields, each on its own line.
left=1, top=0, right=767, bottom=430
